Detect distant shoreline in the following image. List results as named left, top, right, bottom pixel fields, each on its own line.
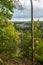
left=11, top=18, right=43, bottom=22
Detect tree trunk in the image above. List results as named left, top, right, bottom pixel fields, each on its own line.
left=30, top=0, right=34, bottom=65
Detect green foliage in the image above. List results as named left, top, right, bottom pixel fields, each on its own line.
left=0, top=0, right=43, bottom=64
left=0, top=59, right=4, bottom=65
left=0, top=0, right=16, bottom=21
left=18, top=21, right=43, bottom=63
left=0, top=0, right=17, bottom=59
left=19, top=32, right=32, bottom=60
left=0, top=21, right=19, bottom=59
left=34, top=20, right=43, bottom=62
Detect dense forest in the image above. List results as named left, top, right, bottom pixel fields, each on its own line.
left=0, top=0, right=43, bottom=65
left=0, top=20, right=43, bottom=65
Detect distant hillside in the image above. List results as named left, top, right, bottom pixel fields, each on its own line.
left=14, top=21, right=43, bottom=31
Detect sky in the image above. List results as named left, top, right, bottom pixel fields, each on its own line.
left=12, top=0, right=43, bottom=21
left=19, top=0, right=43, bottom=8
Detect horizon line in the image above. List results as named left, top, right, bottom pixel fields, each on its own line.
left=11, top=18, right=43, bottom=22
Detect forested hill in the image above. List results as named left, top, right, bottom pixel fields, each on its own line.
left=14, top=21, right=43, bottom=30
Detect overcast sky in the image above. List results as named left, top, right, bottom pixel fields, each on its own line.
left=19, top=0, right=43, bottom=8
left=12, top=0, right=43, bottom=21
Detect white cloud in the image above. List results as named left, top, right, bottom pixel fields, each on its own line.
left=19, top=0, right=43, bottom=8
left=39, top=0, right=43, bottom=8
left=12, top=0, right=43, bottom=21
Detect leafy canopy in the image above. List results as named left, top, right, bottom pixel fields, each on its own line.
left=0, top=0, right=16, bottom=21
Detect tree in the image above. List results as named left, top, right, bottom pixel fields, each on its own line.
left=34, top=20, right=43, bottom=63
left=30, top=0, right=34, bottom=65
left=19, top=32, right=31, bottom=59
left=0, top=21, right=19, bottom=59
left=0, top=0, right=19, bottom=60
left=0, top=0, right=16, bottom=22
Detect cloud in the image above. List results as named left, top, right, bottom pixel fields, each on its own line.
left=19, top=0, right=43, bottom=8
left=12, top=7, right=43, bottom=19
left=12, top=0, right=43, bottom=21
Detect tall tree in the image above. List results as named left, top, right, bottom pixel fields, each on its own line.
left=0, top=0, right=18, bottom=60
left=30, top=0, right=34, bottom=65
left=30, top=0, right=39, bottom=65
